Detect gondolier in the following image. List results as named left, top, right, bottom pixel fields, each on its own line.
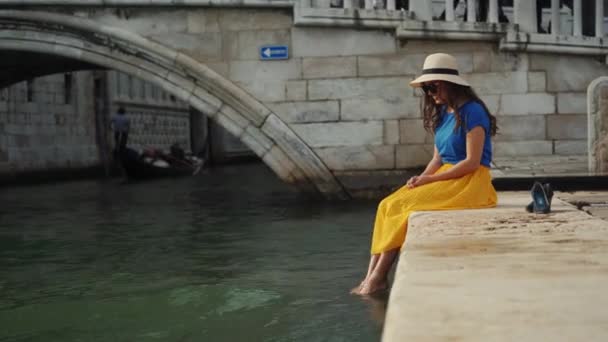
left=110, top=107, right=130, bottom=153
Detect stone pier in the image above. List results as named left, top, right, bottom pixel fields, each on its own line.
left=383, top=192, right=608, bottom=341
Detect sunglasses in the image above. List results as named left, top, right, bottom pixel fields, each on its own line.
left=421, top=83, right=438, bottom=95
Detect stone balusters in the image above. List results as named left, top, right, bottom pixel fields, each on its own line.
left=513, top=0, right=538, bottom=33
left=488, top=0, right=498, bottom=23
left=409, top=0, right=433, bottom=21
left=596, top=0, right=604, bottom=37
left=300, top=0, right=312, bottom=7
left=467, top=0, right=477, bottom=23
left=551, top=0, right=560, bottom=35
left=573, top=0, right=582, bottom=36
left=445, top=0, right=454, bottom=21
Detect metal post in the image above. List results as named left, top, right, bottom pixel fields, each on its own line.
left=573, top=0, right=582, bottom=36
left=596, top=0, right=604, bottom=37
left=467, top=0, right=477, bottom=23
left=488, top=0, right=498, bottom=23
left=551, top=0, right=560, bottom=35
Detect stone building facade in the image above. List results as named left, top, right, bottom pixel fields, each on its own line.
left=0, top=2, right=606, bottom=196
left=0, top=69, right=252, bottom=181
left=0, top=72, right=98, bottom=176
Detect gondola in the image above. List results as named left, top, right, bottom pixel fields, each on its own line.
left=118, top=147, right=203, bottom=180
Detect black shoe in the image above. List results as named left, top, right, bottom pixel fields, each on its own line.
left=526, top=183, right=554, bottom=213
left=530, top=181, right=551, bottom=214
left=544, top=183, right=554, bottom=205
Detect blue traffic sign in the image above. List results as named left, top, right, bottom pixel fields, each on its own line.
left=260, top=45, right=289, bottom=60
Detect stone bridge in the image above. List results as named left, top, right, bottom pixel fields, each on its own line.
left=1, top=0, right=607, bottom=198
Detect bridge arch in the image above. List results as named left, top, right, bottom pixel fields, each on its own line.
left=0, top=10, right=348, bottom=199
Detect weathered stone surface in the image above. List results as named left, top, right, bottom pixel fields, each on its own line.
left=385, top=120, right=400, bottom=145
left=221, top=30, right=239, bottom=60
left=384, top=193, right=608, bottom=342
left=262, top=145, right=298, bottom=183
left=395, top=144, right=433, bottom=168
left=261, top=113, right=349, bottom=198
left=398, top=40, right=493, bottom=54
left=308, top=77, right=411, bottom=101
left=399, top=119, right=431, bottom=144
left=267, top=100, right=339, bottom=123
left=190, top=86, right=223, bottom=116
left=3, top=7, right=604, bottom=197
left=530, top=54, right=608, bottom=92
left=585, top=206, right=608, bottom=220
left=205, top=62, right=229, bottom=77
left=368, top=52, right=470, bottom=75
left=358, top=54, right=425, bottom=77
left=494, top=115, right=546, bottom=141
left=528, top=71, right=547, bottom=92
left=341, top=97, right=420, bottom=121
left=292, top=27, right=396, bottom=57
left=285, top=80, right=307, bottom=101
left=557, top=92, right=587, bottom=114
left=472, top=51, right=491, bottom=73
left=236, top=80, right=286, bottom=102
left=555, top=140, right=587, bottom=155
left=500, top=93, right=555, bottom=115
left=149, top=33, right=222, bottom=60
left=215, top=107, right=246, bottom=138
left=218, top=9, right=293, bottom=31
left=303, top=56, right=357, bottom=79
left=236, top=29, right=291, bottom=60
left=291, top=121, right=383, bottom=147
left=314, top=145, right=395, bottom=170
left=494, top=141, right=553, bottom=156
left=187, top=9, right=220, bottom=33
left=240, top=125, right=275, bottom=157
left=489, top=51, right=529, bottom=72
left=229, top=59, right=302, bottom=83
left=547, top=114, right=587, bottom=140
left=467, top=72, right=528, bottom=95
left=92, top=9, right=189, bottom=35
left=219, top=104, right=252, bottom=129
left=481, top=94, right=500, bottom=115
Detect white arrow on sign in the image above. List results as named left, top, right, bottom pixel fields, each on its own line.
left=263, top=48, right=272, bottom=58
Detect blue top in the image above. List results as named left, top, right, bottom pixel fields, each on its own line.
left=434, top=101, right=492, bottom=168
left=111, top=113, right=130, bottom=133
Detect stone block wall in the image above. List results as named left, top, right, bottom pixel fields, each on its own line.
left=82, top=7, right=608, bottom=176
left=0, top=72, right=98, bottom=173
left=108, top=70, right=192, bottom=153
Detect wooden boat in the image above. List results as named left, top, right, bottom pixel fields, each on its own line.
left=118, top=147, right=203, bottom=180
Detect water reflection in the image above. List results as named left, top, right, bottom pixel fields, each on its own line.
left=0, top=163, right=386, bottom=342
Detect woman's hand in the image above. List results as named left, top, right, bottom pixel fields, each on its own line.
left=408, top=175, right=434, bottom=188
left=406, top=175, right=419, bottom=189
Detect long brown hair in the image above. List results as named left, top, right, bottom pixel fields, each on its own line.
left=421, top=82, right=497, bottom=136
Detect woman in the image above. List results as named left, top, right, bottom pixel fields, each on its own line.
left=352, top=53, right=498, bottom=296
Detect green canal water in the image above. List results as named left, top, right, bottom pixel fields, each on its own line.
left=0, top=163, right=386, bottom=342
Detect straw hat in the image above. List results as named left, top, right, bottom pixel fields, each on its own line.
left=410, top=53, right=470, bottom=87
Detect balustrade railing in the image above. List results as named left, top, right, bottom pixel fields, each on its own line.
left=304, top=0, right=606, bottom=38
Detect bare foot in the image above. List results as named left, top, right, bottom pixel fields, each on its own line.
left=358, top=277, right=387, bottom=296
left=350, top=280, right=367, bottom=295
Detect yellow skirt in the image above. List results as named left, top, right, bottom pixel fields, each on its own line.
left=370, top=164, right=497, bottom=254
